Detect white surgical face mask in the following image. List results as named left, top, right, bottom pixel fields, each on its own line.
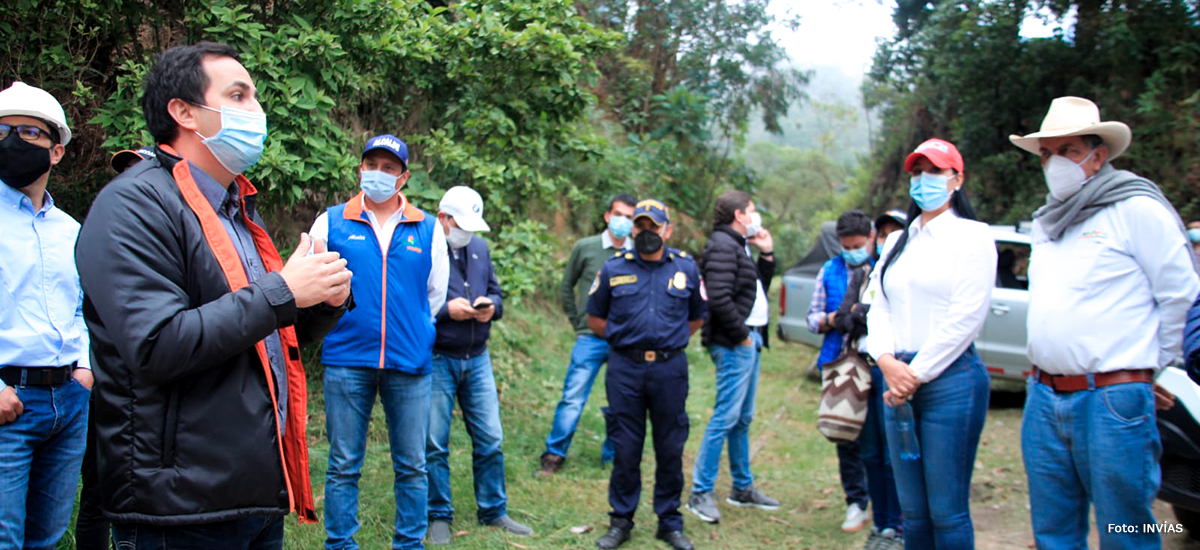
left=447, top=225, right=473, bottom=249
left=1043, top=148, right=1097, bottom=201
left=745, top=211, right=763, bottom=238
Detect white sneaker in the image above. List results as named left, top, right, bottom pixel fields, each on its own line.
left=841, top=502, right=869, bottom=533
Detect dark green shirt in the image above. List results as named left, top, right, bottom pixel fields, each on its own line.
left=561, top=231, right=630, bottom=334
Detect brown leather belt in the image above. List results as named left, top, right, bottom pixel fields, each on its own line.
left=1033, top=366, right=1153, bottom=392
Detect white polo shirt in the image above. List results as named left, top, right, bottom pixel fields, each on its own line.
left=1026, top=196, right=1200, bottom=374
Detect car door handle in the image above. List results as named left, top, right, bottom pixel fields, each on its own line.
left=991, top=304, right=1011, bottom=316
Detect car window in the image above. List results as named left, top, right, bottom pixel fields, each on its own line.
left=995, top=241, right=1030, bottom=290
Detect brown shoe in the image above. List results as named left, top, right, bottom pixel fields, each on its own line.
left=536, top=452, right=564, bottom=476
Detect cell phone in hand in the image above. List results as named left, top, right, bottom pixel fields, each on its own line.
left=475, top=300, right=494, bottom=309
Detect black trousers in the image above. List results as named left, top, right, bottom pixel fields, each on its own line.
left=75, top=393, right=111, bottom=550
left=604, top=351, right=689, bottom=532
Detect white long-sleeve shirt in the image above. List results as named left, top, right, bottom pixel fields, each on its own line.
left=1026, top=196, right=1200, bottom=374
left=866, top=210, right=996, bottom=382
left=309, top=194, right=449, bottom=318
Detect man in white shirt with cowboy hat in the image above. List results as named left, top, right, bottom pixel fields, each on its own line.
left=1011, top=96, right=1200, bottom=550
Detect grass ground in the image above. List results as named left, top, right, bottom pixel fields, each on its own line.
left=60, top=296, right=1198, bottom=549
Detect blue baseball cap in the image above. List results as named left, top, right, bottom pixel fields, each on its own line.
left=362, top=134, right=409, bottom=169
left=633, top=199, right=670, bottom=226
left=109, top=146, right=155, bottom=173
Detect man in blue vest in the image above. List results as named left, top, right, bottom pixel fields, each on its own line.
left=425, top=186, right=532, bottom=544
left=310, top=134, right=450, bottom=550
left=806, top=210, right=875, bottom=534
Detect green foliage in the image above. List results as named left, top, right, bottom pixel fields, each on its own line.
left=3, top=0, right=808, bottom=291
left=742, top=142, right=850, bottom=265
left=862, top=0, right=1200, bottom=222
left=490, top=220, right=562, bottom=303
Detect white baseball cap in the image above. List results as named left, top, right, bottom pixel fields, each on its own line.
left=438, top=186, right=490, bottom=232
left=0, top=82, right=71, bottom=146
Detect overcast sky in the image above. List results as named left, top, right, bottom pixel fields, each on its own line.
left=770, top=1, right=1071, bottom=78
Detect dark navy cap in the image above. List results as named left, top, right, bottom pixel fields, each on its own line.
left=633, top=199, right=670, bottom=226
left=109, top=146, right=155, bottom=173
left=362, top=134, right=409, bottom=169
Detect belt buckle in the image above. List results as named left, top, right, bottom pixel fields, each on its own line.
left=644, top=351, right=657, bottom=362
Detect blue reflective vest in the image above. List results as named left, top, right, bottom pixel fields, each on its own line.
left=321, top=195, right=437, bottom=374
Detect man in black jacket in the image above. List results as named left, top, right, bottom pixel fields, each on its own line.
left=686, top=190, right=779, bottom=524
left=76, top=42, right=351, bottom=548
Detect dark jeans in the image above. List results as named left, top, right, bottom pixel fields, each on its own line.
left=835, top=441, right=868, bottom=509
left=111, top=516, right=284, bottom=550
left=883, top=346, right=989, bottom=549
left=605, top=351, right=689, bottom=532
left=860, top=365, right=903, bottom=531
left=75, top=393, right=111, bottom=550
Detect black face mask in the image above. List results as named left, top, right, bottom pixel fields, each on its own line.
left=634, top=229, right=664, bottom=255
left=0, top=133, right=52, bottom=189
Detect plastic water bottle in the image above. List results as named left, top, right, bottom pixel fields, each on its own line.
left=894, top=402, right=921, bottom=461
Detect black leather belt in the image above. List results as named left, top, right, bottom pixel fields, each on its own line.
left=614, top=348, right=683, bottom=363
left=0, top=364, right=76, bottom=387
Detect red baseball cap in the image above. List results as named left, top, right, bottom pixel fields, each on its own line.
left=904, top=138, right=964, bottom=173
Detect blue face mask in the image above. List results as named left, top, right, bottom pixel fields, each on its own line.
left=909, top=172, right=953, bottom=212
left=1189, top=228, right=1200, bottom=244
left=194, top=104, right=268, bottom=175
left=608, top=215, right=633, bottom=239
left=876, top=242, right=885, bottom=256
left=360, top=170, right=399, bottom=203
left=842, top=246, right=870, bottom=266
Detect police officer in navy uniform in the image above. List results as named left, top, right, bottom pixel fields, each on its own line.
left=587, top=199, right=707, bottom=550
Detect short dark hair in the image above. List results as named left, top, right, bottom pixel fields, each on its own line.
left=836, top=210, right=872, bottom=238
left=142, top=42, right=240, bottom=144
left=1081, top=134, right=1104, bottom=149
left=609, top=193, right=637, bottom=211
left=713, top=189, right=752, bottom=226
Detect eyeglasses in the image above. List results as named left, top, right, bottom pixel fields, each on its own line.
left=0, top=124, right=55, bottom=143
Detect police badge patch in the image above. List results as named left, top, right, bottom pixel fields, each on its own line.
left=671, top=271, right=686, bottom=290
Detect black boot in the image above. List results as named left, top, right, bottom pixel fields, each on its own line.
left=656, top=529, right=694, bottom=550
left=596, top=517, right=633, bottom=549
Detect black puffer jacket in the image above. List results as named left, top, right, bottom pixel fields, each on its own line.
left=76, top=147, right=344, bottom=525
left=699, top=225, right=776, bottom=348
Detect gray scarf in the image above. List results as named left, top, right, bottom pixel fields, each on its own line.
left=1034, top=162, right=1188, bottom=243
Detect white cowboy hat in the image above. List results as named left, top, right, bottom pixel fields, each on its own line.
left=1009, top=96, right=1131, bottom=159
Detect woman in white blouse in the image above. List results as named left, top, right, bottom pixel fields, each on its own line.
left=866, top=138, right=997, bottom=549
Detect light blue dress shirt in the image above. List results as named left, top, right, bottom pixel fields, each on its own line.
left=0, top=182, right=90, bottom=392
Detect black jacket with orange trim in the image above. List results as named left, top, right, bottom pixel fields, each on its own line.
left=76, top=146, right=345, bottom=525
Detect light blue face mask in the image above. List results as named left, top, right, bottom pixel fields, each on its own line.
left=910, top=172, right=953, bottom=212
left=194, top=104, right=268, bottom=175
left=1189, top=228, right=1200, bottom=244
left=360, top=170, right=399, bottom=203
left=608, top=215, right=633, bottom=239
left=842, top=246, right=870, bottom=266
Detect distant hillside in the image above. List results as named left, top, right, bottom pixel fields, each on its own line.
left=744, top=64, right=872, bottom=167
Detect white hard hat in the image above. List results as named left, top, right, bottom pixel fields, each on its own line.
left=0, top=82, right=71, bottom=146
left=438, top=186, right=490, bottom=232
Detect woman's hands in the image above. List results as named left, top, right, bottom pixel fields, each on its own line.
left=878, top=354, right=921, bottom=406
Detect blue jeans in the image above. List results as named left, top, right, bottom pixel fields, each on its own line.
left=112, top=516, right=283, bottom=550
left=883, top=347, right=989, bottom=549
left=692, top=330, right=762, bottom=494
left=427, top=351, right=508, bottom=524
left=860, top=365, right=903, bottom=531
left=323, top=366, right=431, bottom=550
left=1022, top=376, right=1161, bottom=550
left=543, top=334, right=614, bottom=462
left=0, top=377, right=89, bottom=550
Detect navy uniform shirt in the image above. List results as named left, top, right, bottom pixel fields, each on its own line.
left=586, top=247, right=707, bottom=350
